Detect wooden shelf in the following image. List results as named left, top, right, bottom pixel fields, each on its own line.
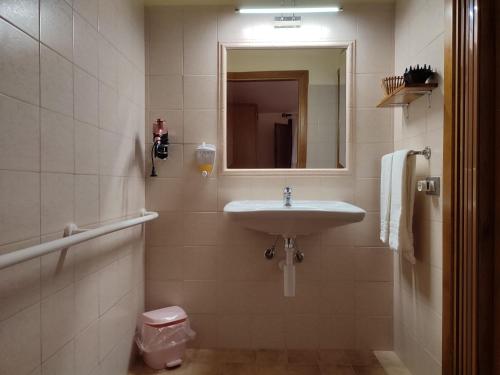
left=377, top=83, right=438, bottom=108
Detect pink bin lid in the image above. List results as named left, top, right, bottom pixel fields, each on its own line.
left=141, top=306, right=187, bottom=326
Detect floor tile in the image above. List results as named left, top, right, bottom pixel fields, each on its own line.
left=287, top=350, right=319, bottom=365
left=255, top=350, right=287, bottom=365
left=320, top=365, right=357, bottom=375
left=352, top=366, right=386, bottom=375
left=286, top=364, right=321, bottom=375
left=344, top=351, right=380, bottom=367
left=317, top=350, right=350, bottom=366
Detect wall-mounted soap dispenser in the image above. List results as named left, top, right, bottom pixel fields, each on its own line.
left=196, top=143, right=216, bottom=177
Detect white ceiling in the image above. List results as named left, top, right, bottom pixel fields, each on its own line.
left=144, top=0, right=394, bottom=6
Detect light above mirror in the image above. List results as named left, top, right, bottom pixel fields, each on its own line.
left=221, top=42, right=353, bottom=174
left=235, top=7, right=343, bottom=14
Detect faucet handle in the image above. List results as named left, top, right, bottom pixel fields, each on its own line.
left=284, top=186, right=292, bottom=193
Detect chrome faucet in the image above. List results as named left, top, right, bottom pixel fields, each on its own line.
left=283, top=186, right=292, bottom=207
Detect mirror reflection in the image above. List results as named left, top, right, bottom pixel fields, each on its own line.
left=226, top=47, right=347, bottom=169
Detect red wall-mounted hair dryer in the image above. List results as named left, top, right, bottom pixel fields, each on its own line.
left=151, top=118, right=169, bottom=177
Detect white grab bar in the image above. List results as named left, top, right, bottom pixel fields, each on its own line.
left=0, top=210, right=159, bottom=271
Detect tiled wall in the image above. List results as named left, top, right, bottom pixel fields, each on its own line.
left=145, top=4, right=395, bottom=350
left=393, top=0, right=444, bottom=374
left=307, top=84, right=345, bottom=168
left=0, top=0, right=145, bottom=374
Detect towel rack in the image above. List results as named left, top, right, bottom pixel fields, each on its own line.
left=0, top=210, right=159, bottom=271
left=408, top=146, right=431, bottom=160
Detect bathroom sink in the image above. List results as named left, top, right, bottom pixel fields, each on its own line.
left=223, top=200, right=366, bottom=236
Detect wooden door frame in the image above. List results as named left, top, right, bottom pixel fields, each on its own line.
left=227, top=70, right=309, bottom=168
left=443, top=0, right=496, bottom=373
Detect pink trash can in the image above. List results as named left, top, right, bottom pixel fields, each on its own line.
left=135, top=306, right=196, bottom=369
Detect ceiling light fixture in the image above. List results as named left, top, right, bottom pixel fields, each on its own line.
left=236, top=7, right=343, bottom=14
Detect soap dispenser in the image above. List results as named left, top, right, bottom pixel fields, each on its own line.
left=196, top=143, right=216, bottom=177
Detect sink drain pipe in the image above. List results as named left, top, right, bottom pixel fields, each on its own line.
left=283, top=237, right=296, bottom=297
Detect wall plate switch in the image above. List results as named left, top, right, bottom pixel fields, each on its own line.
left=417, top=177, right=440, bottom=196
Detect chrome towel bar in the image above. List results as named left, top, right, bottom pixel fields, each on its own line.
left=408, top=146, right=431, bottom=160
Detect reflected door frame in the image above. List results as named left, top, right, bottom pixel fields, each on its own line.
left=227, top=70, right=309, bottom=168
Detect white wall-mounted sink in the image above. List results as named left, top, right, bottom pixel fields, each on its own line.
left=223, top=200, right=366, bottom=237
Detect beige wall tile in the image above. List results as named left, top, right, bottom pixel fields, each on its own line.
left=355, top=282, right=393, bottom=315
left=355, top=142, right=393, bottom=178
left=183, top=212, right=218, bottom=246
left=183, top=280, right=217, bottom=314
left=74, top=67, right=98, bottom=126
left=74, top=320, right=99, bottom=375
left=184, top=75, right=217, bottom=110
left=354, top=248, right=393, bottom=282
left=41, top=45, right=73, bottom=117
left=0, top=93, right=40, bottom=171
left=146, top=280, right=184, bottom=310
left=41, top=172, right=74, bottom=235
left=41, top=339, right=75, bottom=375
left=0, top=0, right=39, bottom=38
left=41, top=109, right=74, bottom=173
left=41, top=285, right=75, bottom=360
left=189, top=314, right=218, bottom=348
left=184, top=109, right=218, bottom=144
left=0, top=303, right=41, bottom=374
left=0, top=171, right=41, bottom=244
left=73, top=13, right=98, bottom=77
left=217, top=314, right=252, bottom=349
left=355, top=109, right=393, bottom=144
left=0, top=239, right=40, bottom=321
left=319, top=315, right=356, bottom=349
left=98, top=291, right=135, bottom=360
left=146, top=178, right=184, bottom=211
left=0, top=19, right=39, bottom=105
left=149, top=75, right=183, bottom=109
left=146, top=245, right=184, bottom=281
left=183, top=8, right=217, bottom=75
left=251, top=314, right=286, bottom=349
left=74, top=121, right=99, bottom=174
left=99, top=176, right=125, bottom=221
left=181, top=246, right=217, bottom=280
left=356, top=316, right=392, bottom=350
left=98, top=37, right=119, bottom=89
left=98, top=82, right=119, bottom=131
left=74, top=0, right=98, bottom=28
left=75, top=272, right=99, bottom=333
left=40, top=0, right=73, bottom=60
left=149, top=39, right=183, bottom=75
left=285, top=314, right=321, bottom=349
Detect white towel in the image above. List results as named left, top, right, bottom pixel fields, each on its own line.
left=380, top=153, right=393, bottom=244
left=389, top=150, right=416, bottom=264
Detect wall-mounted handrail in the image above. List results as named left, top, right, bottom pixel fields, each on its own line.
left=0, top=210, right=159, bottom=271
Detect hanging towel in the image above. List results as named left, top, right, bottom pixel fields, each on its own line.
left=388, top=150, right=417, bottom=264
left=380, top=153, right=393, bottom=244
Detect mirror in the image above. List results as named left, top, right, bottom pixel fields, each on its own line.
left=224, top=45, right=350, bottom=171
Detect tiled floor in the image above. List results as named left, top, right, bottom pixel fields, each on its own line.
left=129, top=349, right=388, bottom=375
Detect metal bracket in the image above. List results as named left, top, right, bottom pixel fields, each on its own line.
left=403, top=104, right=409, bottom=119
